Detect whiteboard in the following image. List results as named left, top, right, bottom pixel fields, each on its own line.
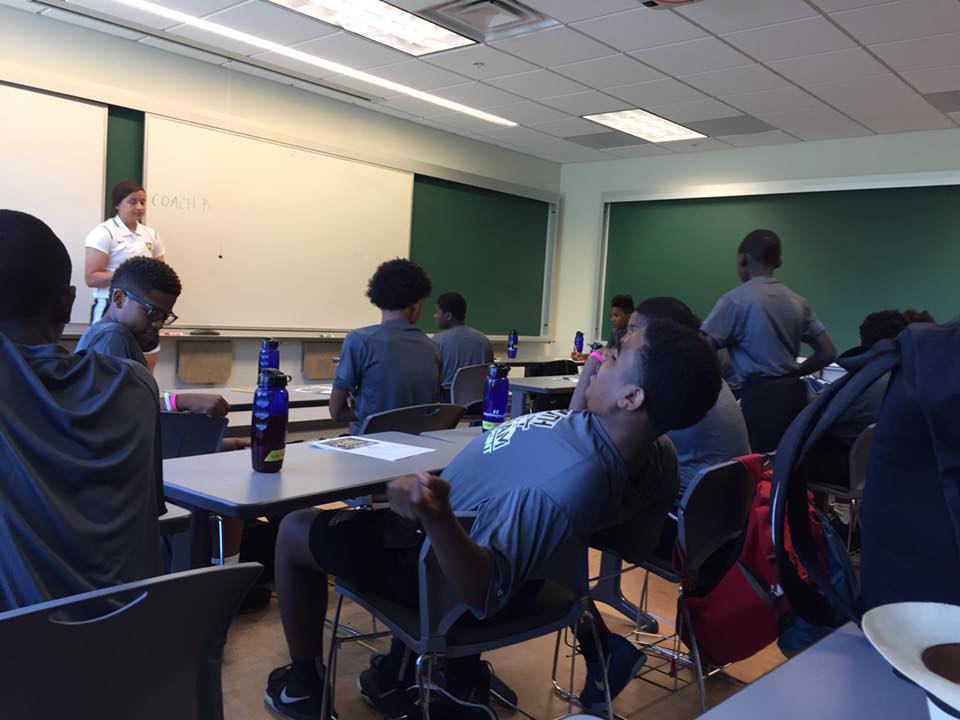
left=0, top=83, right=106, bottom=325
left=143, top=116, right=414, bottom=330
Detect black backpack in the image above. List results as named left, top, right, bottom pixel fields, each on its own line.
left=771, top=321, right=960, bottom=627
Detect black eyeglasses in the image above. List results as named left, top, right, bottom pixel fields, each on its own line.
left=120, top=288, right=178, bottom=327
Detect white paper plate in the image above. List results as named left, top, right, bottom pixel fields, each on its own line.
left=862, top=602, right=960, bottom=715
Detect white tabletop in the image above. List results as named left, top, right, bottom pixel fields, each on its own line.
left=509, top=375, right=581, bottom=393
left=163, top=431, right=472, bottom=519
left=167, top=385, right=331, bottom=412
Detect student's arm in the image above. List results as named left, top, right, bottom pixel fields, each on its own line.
left=798, top=330, right=838, bottom=377
left=175, top=393, right=230, bottom=417
left=700, top=296, right=737, bottom=349
left=329, top=332, right=361, bottom=423
left=388, top=472, right=492, bottom=610
left=84, top=248, right=113, bottom=289
left=328, top=388, right=357, bottom=423
left=569, top=352, right=602, bottom=411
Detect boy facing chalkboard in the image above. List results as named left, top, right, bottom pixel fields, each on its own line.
left=329, top=259, right=440, bottom=434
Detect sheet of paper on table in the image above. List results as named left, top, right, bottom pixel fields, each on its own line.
left=310, top=436, right=435, bottom=462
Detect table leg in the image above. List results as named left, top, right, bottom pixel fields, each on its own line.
left=590, top=551, right=659, bottom=634
left=510, top=389, right=526, bottom=418
left=170, top=507, right=213, bottom=571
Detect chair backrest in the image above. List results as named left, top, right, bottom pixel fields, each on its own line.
left=450, top=363, right=490, bottom=408
left=0, top=563, right=261, bottom=720
left=160, top=412, right=227, bottom=459
left=847, top=424, right=876, bottom=496
left=677, top=460, right=756, bottom=582
left=357, top=403, right=465, bottom=436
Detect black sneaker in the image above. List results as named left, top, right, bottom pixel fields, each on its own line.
left=357, top=666, right=418, bottom=718
left=264, top=665, right=335, bottom=720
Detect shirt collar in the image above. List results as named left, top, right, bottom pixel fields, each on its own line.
left=112, top=215, right=143, bottom=237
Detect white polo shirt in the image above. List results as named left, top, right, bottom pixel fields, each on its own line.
left=85, top=215, right=166, bottom=299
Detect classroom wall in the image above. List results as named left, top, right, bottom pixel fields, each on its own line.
left=554, top=128, right=960, bottom=348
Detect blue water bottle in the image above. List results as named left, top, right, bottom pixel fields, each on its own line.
left=259, top=338, right=280, bottom=372
left=507, top=329, right=519, bottom=359
left=574, top=331, right=584, bottom=354
left=482, top=363, right=511, bottom=431
left=251, top=368, right=289, bottom=473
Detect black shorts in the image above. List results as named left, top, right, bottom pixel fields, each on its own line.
left=308, top=509, right=423, bottom=610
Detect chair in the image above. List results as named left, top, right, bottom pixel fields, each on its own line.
left=356, top=403, right=465, bottom=436
left=450, top=363, right=490, bottom=418
left=633, top=461, right=756, bottom=712
left=737, top=376, right=808, bottom=453
left=0, top=563, right=261, bottom=720
left=160, top=411, right=227, bottom=459
left=808, top=424, right=875, bottom=551
left=322, top=515, right=614, bottom=720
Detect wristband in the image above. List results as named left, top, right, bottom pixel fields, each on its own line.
left=589, top=350, right=605, bottom=363
left=162, top=392, right=178, bottom=412
left=169, top=393, right=178, bottom=412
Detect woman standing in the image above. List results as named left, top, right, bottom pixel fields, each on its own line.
left=85, top=180, right=166, bottom=372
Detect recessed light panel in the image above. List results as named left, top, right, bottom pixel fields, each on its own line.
left=584, top=108, right=705, bottom=143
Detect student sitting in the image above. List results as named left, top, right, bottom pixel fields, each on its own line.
left=701, top=229, right=837, bottom=452
left=432, top=291, right=493, bottom=402
left=329, top=258, right=441, bottom=434
left=264, top=318, right=722, bottom=719
left=76, top=257, right=229, bottom=417
left=0, top=210, right=163, bottom=611
left=571, top=293, right=634, bottom=361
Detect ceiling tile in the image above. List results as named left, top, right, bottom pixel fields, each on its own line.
left=518, top=0, right=640, bottom=23
left=604, top=144, right=674, bottom=158
left=657, top=138, right=733, bottom=153
left=830, top=0, right=960, bottom=44
left=722, top=17, right=858, bottom=62
left=415, top=110, right=509, bottom=134
left=767, top=47, right=889, bottom=85
left=480, top=101, right=569, bottom=125
left=318, top=73, right=391, bottom=98
left=716, top=130, right=799, bottom=147
left=473, top=126, right=566, bottom=148
left=681, top=64, right=793, bottom=96
left=523, top=140, right=614, bottom=163
left=572, top=8, right=707, bottom=52
left=249, top=48, right=340, bottom=79
left=676, top=0, right=819, bottom=34
left=631, top=37, right=752, bottom=76
left=806, top=73, right=925, bottom=113
left=286, top=31, right=411, bottom=69
left=485, top=70, right=588, bottom=100
left=365, top=60, right=471, bottom=90
left=925, top=90, right=960, bottom=113
left=554, top=55, right=664, bottom=88
left=201, top=1, right=336, bottom=45
left=537, top=90, right=633, bottom=115
left=386, top=0, right=443, bottom=11
left=61, top=0, right=180, bottom=29
left=138, top=36, right=227, bottom=64
left=490, top=26, right=615, bottom=66
left=904, top=66, right=960, bottom=94
left=0, top=1, right=44, bottom=12
left=375, top=93, right=441, bottom=116
left=427, top=82, right=524, bottom=108
left=605, top=78, right=707, bottom=106
left=567, top=130, right=649, bottom=149
left=293, top=81, right=367, bottom=103
left=869, top=33, right=960, bottom=72
left=421, top=45, right=539, bottom=79
left=646, top=98, right=744, bottom=123
left=168, top=0, right=246, bottom=14
left=40, top=7, right=147, bottom=40
left=950, top=111, right=960, bottom=124
left=721, top=86, right=825, bottom=115
left=686, top=115, right=775, bottom=136
left=531, top=116, right=606, bottom=138
left=223, top=60, right=297, bottom=84
left=850, top=104, right=955, bottom=133
left=754, top=105, right=871, bottom=140
left=165, top=23, right=263, bottom=55
left=808, top=0, right=892, bottom=10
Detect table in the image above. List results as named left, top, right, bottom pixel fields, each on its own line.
left=165, top=385, right=331, bottom=413
left=422, top=427, right=484, bottom=444
left=702, top=623, right=928, bottom=719
left=509, top=375, right=579, bottom=417
left=495, top=355, right=583, bottom=377
left=164, top=431, right=474, bottom=568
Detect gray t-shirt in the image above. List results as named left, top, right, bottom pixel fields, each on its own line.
left=830, top=346, right=890, bottom=446
left=443, top=410, right=677, bottom=617
left=0, top=335, right=164, bottom=611
left=667, top=380, right=751, bottom=496
left=333, top=319, right=441, bottom=434
left=77, top=317, right=147, bottom=368
left=433, top=324, right=494, bottom=391
left=701, top=276, right=826, bottom=389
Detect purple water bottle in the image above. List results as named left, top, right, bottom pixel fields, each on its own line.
left=507, top=329, right=519, bottom=359
left=251, top=368, right=289, bottom=473
left=574, top=331, right=584, bottom=354
left=482, top=364, right=511, bottom=431
left=259, top=338, right=280, bottom=372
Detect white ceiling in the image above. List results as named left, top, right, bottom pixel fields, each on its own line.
left=6, top=0, right=960, bottom=163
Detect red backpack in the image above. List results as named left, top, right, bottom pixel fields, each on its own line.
left=678, top=454, right=825, bottom=666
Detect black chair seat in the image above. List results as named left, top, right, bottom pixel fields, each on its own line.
left=640, top=553, right=678, bottom=583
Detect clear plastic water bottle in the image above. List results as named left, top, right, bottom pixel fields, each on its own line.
left=259, top=338, right=280, bottom=372
left=574, top=331, right=584, bottom=354
left=251, top=368, right=289, bottom=473
left=507, top=329, right=519, bottom=360
left=482, top=363, right=511, bottom=432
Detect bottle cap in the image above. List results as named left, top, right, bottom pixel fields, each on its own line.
left=261, top=338, right=279, bottom=349
left=488, top=362, right=511, bottom=379
left=258, top=368, right=290, bottom=387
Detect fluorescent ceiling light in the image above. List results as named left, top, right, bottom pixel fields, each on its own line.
left=269, top=0, right=474, bottom=57
left=584, top=108, right=705, bottom=143
left=85, top=0, right=514, bottom=126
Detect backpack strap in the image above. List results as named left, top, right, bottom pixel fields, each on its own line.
left=770, top=339, right=900, bottom=626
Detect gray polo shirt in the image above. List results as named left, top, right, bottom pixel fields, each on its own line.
left=334, top=318, right=441, bottom=434
left=443, top=410, right=677, bottom=618
left=77, top=317, right=147, bottom=368
left=433, top=324, right=494, bottom=390
left=667, top=380, right=751, bottom=496
left=701, top=276, right=826, bottom=389
left=0, top=335, right=163, bottom=611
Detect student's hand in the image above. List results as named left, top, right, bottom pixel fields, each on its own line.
left=219, top=437, right=250, bottom=452
left=570, top=350, right=589, bottom=362
left=177, top=393, right=231, bottom=417
left=388, top=472, right=451, bottom=522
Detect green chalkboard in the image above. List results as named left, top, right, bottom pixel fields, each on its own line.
left=603, top=185, right=960, bottom=351
left=103, top=106, right=144, bottom=219
left=410, top=175, right=551, bottom=336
